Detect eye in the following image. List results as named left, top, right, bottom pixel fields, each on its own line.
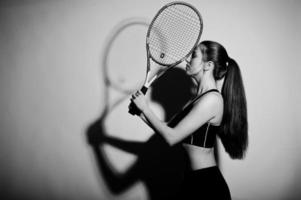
left=191, top=51, right=197, bottom=58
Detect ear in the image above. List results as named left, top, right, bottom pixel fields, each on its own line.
left=204, top=61, right=214, bottom=71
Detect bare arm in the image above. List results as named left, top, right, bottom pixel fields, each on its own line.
left=132, top=91, right=221, bottom=146
left=139, top=112, right=167, bottom=130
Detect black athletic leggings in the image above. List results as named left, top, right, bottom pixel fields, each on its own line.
left=177, top=166, right=231, bottom=200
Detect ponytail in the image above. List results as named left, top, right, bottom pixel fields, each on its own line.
left=220, top=57, right=248, bottom=159
left=199, top=41, right=248, bottom=159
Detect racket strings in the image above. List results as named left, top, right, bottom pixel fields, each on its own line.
left=148, top=4, right=202, bottom=65
left=172, top=6, right=201, bottom=24
left=150, top=15, right=199, bottom=46
left=151, top=12, right=199, bottom=51
left=153, top=16, right=197, bottom=47
left=164, top=6, right=201, bottom=30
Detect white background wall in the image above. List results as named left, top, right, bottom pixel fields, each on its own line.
left=0, top=0, right=300, bottom=199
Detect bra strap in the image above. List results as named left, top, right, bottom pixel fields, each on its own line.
left=191, top=89, right=219, bottom=104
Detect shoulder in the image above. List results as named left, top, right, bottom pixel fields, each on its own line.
left=194, top=91, right=223, bottom=112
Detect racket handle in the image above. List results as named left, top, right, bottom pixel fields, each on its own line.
left=128, top=86, right=148, bottom=115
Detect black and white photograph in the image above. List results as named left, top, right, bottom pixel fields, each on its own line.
left=0, top=0, right=300, bottom=199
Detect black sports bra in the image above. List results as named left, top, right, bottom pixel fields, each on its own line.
left=167, top=89, right=221, bottom=148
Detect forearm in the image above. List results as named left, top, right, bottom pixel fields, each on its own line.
left=142, top=107, right=178, bottom=145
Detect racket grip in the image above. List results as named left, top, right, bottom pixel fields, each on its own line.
left=128, top=86, right=148, bottom=116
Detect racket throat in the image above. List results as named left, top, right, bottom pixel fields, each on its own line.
left=140, top=85, right=148, bottom=94
left=145, top=74, right=158, bottom=88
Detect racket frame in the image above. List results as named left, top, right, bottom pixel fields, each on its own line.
left=129, top=1, right=203, bottom=115
left=144, top=1, right=203, bottom=88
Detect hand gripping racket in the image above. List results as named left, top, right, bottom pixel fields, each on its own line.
left=129, top=1, right=203, bottom=115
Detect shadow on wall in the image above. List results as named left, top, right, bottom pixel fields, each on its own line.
left=87, top=67, right=195, bottom=200
left=85, top=18, right=217, bottom=199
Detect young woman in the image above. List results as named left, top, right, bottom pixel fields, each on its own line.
left=131, top=40, right=248, bottom=199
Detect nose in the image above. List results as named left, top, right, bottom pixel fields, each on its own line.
left=185, top=59, right=191, bottom=69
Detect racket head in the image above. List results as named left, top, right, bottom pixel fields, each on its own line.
left=147, top=1, right=203, bottom=67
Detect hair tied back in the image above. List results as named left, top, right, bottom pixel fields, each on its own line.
left=226, top=56, right=232, bottom=67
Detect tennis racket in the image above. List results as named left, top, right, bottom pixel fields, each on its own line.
left=129, top=1, right=203, bottom=115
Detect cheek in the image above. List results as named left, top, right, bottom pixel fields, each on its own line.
left=192, top=62, right=203, bottom=71
left=188, top=63, right=203, bottom=75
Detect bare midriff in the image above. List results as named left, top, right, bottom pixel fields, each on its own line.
left=183, top=143, right=217, bottom=170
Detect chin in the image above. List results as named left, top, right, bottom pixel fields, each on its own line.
left=186, top=70, right=197, bottom=77
left=186, top=71, right=193, bottom=76
left=185, top=69, right=192, bottom=75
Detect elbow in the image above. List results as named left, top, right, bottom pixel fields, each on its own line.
left=166, top=140, right=177, bottom=147
left=154, top=123, right=181, bottom=146
left=167, top=138, right=181, bottom=146
left=164, top=131, right=180, bottom=147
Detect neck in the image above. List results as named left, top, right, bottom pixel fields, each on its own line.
left=195, top=74, right=217, bottom=96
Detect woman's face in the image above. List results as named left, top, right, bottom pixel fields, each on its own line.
left=185, top=47, right=205, bottom=76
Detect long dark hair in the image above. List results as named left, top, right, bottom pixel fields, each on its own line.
left=199, top=40, right=248, bottom=159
